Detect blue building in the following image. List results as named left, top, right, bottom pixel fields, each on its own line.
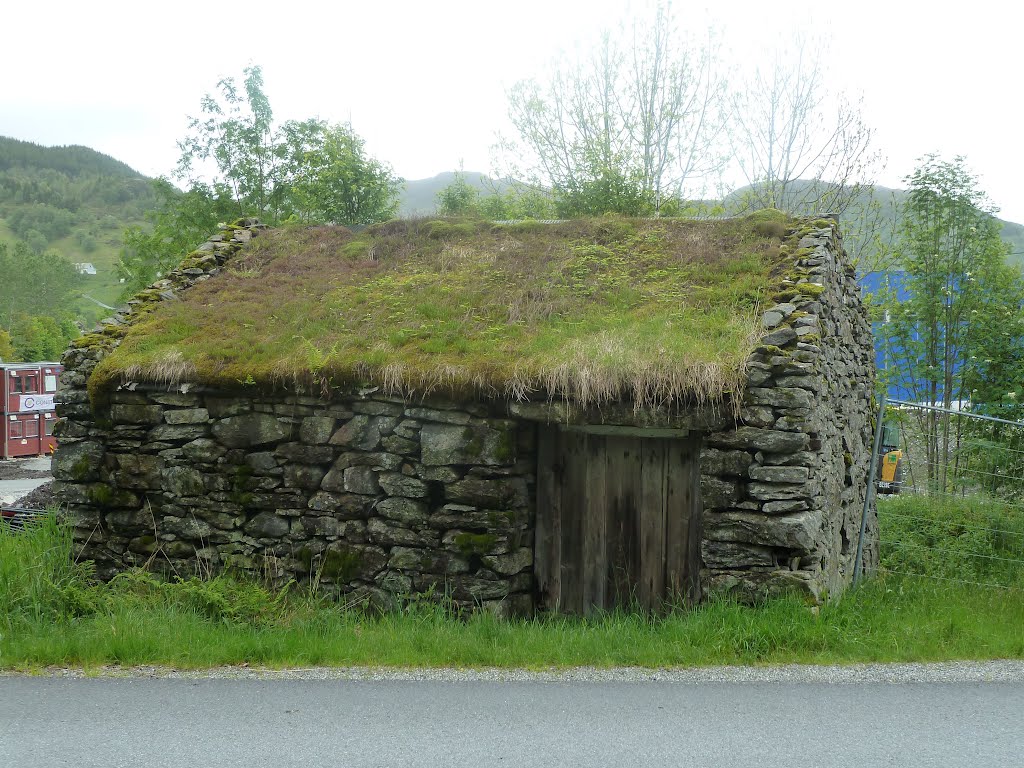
left=858, top=270, right=917, bottom=400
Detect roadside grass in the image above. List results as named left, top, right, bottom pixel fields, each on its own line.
left=2, top=499, right=1023, bottom=670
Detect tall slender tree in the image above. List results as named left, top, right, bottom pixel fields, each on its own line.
left=501, top=2, right=724, bottom=215
left=176, top=65, right=281, bottom=219
left=880, top=155, right=1023, bottom=488
left=727, top=33, right=880, bottom=216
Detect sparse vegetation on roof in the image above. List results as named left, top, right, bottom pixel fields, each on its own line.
left=90, top=213, right=794, bottom=407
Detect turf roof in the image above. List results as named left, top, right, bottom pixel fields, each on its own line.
left=92, top=213, right=794, bottom=407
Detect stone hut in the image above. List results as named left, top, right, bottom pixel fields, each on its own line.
left=53, top=214, right=878, bottom=615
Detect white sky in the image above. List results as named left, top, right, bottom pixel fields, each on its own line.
left=3, top=0, right=1023, bottom=222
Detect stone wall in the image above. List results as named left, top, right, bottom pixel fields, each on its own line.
left=54, top=386, right=536, bottom=614
left=54, top=217, right=877, bottom=610
left=697, top=220, right=878, bottom=601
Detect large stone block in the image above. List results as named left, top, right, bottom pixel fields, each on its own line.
left=420, top=423, right=516, bottom=466
left=244, top=511, right=290, bottom=538
left=299, top=416, right=336, bottom=445
left=445, top=476, right=528, bottom=507
left=708, top=427, right=810, bottom=453
left=164, top=408, right=210, bottom=425
left=330, top=415, right=381, bottom=451
left=161, top=466, right=206, bottom=497
left=704, top=509, right=821, bottom=552
left=159, top=515, right=213, bottom=540
left=745, top=387, right=814, bottom=410
left=748, top=465, right=810, bottom=484
left=388, top=546, right=470, bottom=575
left=333, top=452, right=404, bottom=471
left=149, top=423, right=211, bottom=443
left=700, top=448, right=752, bottom=477
left=747, top=482, right=813, bottom=501
left=702, top=540, right=777, bottom=569
left=482, top=547, right=533, bottom=575
left=404, top=407, right=471, bottom=425
left=427, top=503, right=523, bottom=532
left=378, top=472, right=429, bottom=498
left=275, top=442, right=335, bottom=464
left=53, top=440, right=105, bottom=482
left=700, top=476, right=740, bottom=510
left=284, top=464, right=326, bottom=491
left=182, top=438, right=226, bottom=463
left=341, top=466, right=380, bottom=495
left=211, top=413, right=290, bottom=448
left=110, top=404, right=164, bottom=425
left=705, top=569, right=820, bottom=603
left=308, top=491, right=372, bottom=519
left=377, top=497, right=429, bottom=526
left=367, top=518, right=438, bottom=548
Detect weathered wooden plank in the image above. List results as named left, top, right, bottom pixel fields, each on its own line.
left=606, top=435, right=641, bottom=610
left=684, top=436, right=703, bottom=604
left=582, top=432, right=609, bottom=614
left=638, top=438, right=666, bottom=612
left=665, top=436, right=701, bottom=606
left=664, top=438, right=683, bottom=605
left=559, top=428, right=586, bottom=615
left=534, top=424, right=559, bottom=612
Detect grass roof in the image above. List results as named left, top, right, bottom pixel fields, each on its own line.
left=91, top=213, right=794, bottom=408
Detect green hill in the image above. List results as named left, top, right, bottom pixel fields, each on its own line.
left=399, top=172, right=512, bottom=216
left=722, top=180, right=1024, bottom=268
left=0, top=136, right=158, bottom=319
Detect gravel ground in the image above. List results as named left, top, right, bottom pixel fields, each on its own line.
left=0, top=457, right=52, bottom=481
left=9, top=659, right=1024, bottom=683
left=0, top=457, right=56, bottom=509
left=11, top=479, right=57, bottom=509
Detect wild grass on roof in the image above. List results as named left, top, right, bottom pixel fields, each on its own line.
left=94, top=214, right=791, bottom=407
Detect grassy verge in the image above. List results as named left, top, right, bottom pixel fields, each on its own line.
left=2, top=505, right=1023, bottom=670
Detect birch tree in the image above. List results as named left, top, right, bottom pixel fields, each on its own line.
left=502, top=2, right=725, bottom=215
left=880, top=155, right=1022, bottom=489
left=728, top=35, right=880, bottom=216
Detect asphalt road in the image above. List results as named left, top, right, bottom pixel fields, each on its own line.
left=2, top=675, right=1021, bottom=767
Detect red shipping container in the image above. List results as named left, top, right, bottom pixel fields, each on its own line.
left=1, top=363, right=62, bottom=459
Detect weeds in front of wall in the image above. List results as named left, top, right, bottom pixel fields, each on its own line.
left=2, top=508, right=1023, bottom=669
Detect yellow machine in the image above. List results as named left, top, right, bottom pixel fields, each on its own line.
left=877, top=449, right=903, bottom=494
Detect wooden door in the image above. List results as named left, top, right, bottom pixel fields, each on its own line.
left=535, top=426, right=702, bottom=614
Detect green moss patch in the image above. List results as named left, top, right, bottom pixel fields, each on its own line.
left=91, top=214, right=793, bottom=407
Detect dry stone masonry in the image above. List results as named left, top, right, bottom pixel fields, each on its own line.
left=698, top=221, right=878, bottom=601
left=54, top=217, right=877, bottom=611
left=55, top=387, right=536, bottom=614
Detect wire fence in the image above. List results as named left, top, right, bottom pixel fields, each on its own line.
left=865, top=399, right=1024, bottom=591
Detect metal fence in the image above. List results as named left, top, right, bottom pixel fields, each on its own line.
left=856, top=398, right=1024, bottom=590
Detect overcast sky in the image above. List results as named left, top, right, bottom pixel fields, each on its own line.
left=4, top=0, right=1022, bottom=222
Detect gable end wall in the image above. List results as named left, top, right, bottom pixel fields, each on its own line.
left=698, top=222, right=878, bottom=601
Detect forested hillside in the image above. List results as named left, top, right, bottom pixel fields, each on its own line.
left=0, top=137, right=158, bottom=361
left=0, top=136, right=156, bottom=307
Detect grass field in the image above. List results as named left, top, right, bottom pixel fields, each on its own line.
left=2, top=495, right=1023, bottom=671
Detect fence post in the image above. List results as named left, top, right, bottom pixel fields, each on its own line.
left=854, top=394, right=888, bottom=586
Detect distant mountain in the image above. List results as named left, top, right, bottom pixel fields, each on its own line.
left=0, top=136, right=158, bottom=316
left=399, top=171, right=512, bottom=217
left=723, top=180, right=1024, bottom=268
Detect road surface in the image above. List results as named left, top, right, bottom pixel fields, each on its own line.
left=1, top=671, right=1021, bottom=767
